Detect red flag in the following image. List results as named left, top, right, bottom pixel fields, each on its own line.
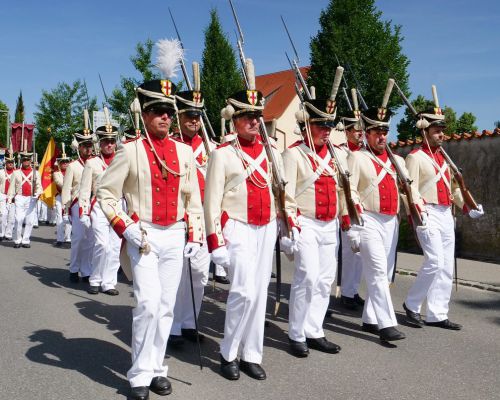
left=11, top=123, right=35, bottom=152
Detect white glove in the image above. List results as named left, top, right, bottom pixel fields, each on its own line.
left=280, top=227, right=300, bottom=255
left=62, top=215, right=70, bottom=224
left=80, top=215, right=91, bottom=229
left=123, top=223, right=145, bottom=249
left=211, top=246, right=230, bottom=268
left=184, top=242, right=201, bottom=258
left=421, top=212, right=429, bottom=226
left=346, top=225, right=362, bottom=253
left=469, top=204, right=484, bottom=219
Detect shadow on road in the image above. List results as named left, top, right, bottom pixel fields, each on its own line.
left=26, top=329, right=129, bottom=396
left=23, top=264, right=88, bottom=291
left=75, top=301, right=132, bottom=347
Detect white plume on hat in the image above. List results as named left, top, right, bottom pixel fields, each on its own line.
left=155, top=39, right=184, bottom=79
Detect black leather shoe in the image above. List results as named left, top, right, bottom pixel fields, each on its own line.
left=69, top=272, right=79, bottom=283
left=0, top=236, right=3, bottom=241
left=306, top=337, right=341, bottom=354
left=129, top=386, right=149, bottom=400
left=340, top=295, right=358, bottom=310
left=220, top=354, right=239, bottom=380
left=361, top=323, right=379, bottom=334
left=53, top=241, right=62, bottom=247
left=403, top=303, right=424, bottom=327
left=168, top=335, right=185, bottom=348
left=149, top=376, right=172, bottom=396
left=426, top=319, right=462, bottom=330
left=81, top=276, right=90, bottom=283
left=288, top=338, right=309, bottom=358
left=104, top=288, right=119, bottom=296
left=181, top=328, right=204, bottom=342
left=354, top=294, right=365, bottom=306
left=239, top=360, right=266, bottom=380
left=22, top=243, right=30, bottom=248
left=379, top=326, right=406, bottom=342
left=87, top=285, right=99, bottom=295
left=215, top=275, right=230, bottom=284
left=13, top=243, right=21, bottom=248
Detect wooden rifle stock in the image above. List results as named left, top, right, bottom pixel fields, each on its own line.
left=326, top=141, right=362, bottom=228
left=385, top=145, right=423, bottom=230
left=440, top=148, right=479, bottom=211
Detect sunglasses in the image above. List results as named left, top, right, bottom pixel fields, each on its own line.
left=148, top=106, right=176, bottom=117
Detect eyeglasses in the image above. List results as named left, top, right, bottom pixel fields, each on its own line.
left=148, top=106, right=175, bottom=117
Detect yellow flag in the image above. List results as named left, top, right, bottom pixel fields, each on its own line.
left=38, top=137, right=57, bottom=208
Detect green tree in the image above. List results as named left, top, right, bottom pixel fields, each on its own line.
left=443, top=106, right=457, bottom=135
left=34, top=80, right=97, bottom=159
left=108, top=39, right=160, bottom=126
left=14, top=91, right=24, bottom=123
left=308, top=0, right=410, bottom=116
left=201, top=8, right=243, bottom=139
left=0, top=101, right=9, bottom=148
left=456, top=112, right=477, bottom=134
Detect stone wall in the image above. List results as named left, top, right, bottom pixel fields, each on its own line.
left=393, top=134, right=500, bottom=263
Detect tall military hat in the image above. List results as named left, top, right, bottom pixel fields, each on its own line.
left=95, top=107, right=119, bottom=140
left=416, top=85, right=446, bottom=129
left=295, top=66, right=344, bottom=128
left=56, top=142, right=71, bottom=163
left=361, top=78, right=395, bottom=131
left=5, top=142, right=15, bottom=163
left=221, top=59, right=265, bottom=120
left=337, top=88, right=363, bottom=131
left=176, top=62, right=204, bottom=116
left=136, top=39, right=183, bottom=112
left=73, top=108, right=94, bottom=145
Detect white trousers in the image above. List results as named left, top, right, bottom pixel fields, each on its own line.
left=215, top=264, right=227, bottom=277
left=289, top=216, right=339, bottom=342
left=359, top=212, right=398, bottom=329
left=0, top=193, right=15, bottom=238
left=69, top=202, right=93, bottom=277
left=38, top=201, right=48, bottom=222
left=171, top=240, right=210, bottom=335
left=340, top=229, right=363, bottom=298
left=220, top=219, right=277, bottom=364
left=89, top=203, right=121, bottom=291
left=405, top=205, right=455, bottom=322
left=126, top=223, right=185, bottom=387
left=13, top=195, right=38, bottom=245
left=55, top=195, right=71, bottom=242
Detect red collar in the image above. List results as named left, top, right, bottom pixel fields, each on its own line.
left=348, top=141, right=361, bottom=151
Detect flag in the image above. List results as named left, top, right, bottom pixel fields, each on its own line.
left=38, top=137, right=58, bottom=207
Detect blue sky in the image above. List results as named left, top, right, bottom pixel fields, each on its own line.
left=1, top=0, right=498, bottom=140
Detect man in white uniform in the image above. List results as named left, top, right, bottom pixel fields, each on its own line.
left=0, top=149, right=16, bottom=241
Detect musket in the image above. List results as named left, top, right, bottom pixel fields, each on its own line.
left=168, top=7, right=217, bottom=148
left=98, top=73, right=109, bottom=107
left=282, top=15, right=362, bottom=228
left=393, top=80, right=479, bottom=211
left=229, top=0, right=290, bottom=316
left=334, top=54, right=353, bottom=111
left=345, top=63, right=368, bottom=111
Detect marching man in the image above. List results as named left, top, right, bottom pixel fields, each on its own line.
left=337, top=93, right=366, bottom=310
left=97, top=39, right=203, bottom=400
left=204, top=59, right=291, bottom=380
left=402, top=86, right=484, bottom=330
left=0, top=147, right=16, bottom=241
left=79, top=115, right=121, bottom=296
left=282, top=80, right=345, bottom=358
left=169, top=62, right=212, bottom=346
left=61, top=115, right=94, bottom=282
left=53, top=147, right=72, bottom=247
left=7, top=148, right=42, bottom=248
left=345, top=82, right=423, bottom=342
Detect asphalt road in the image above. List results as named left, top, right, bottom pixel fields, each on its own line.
left=0, top=224, right=498, bottom=400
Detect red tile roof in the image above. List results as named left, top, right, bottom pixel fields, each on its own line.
left=389, top=129, right=500, bottom=148
left=256, top=67, right=309, bottom=122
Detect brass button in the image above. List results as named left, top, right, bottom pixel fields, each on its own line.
left=152, top=161, right=156, bottom=165
left=156, top=187, right=160, bottom=192
left=156, top=201, right=160, bottom=206
left=318, top=189, right=323, bottom=193
left=172, top=188, right=175, bottom=192
left=155, top=216, right=160, bottom=221
left=318, top=201, right=323, bottom=205
left=249, top=205, right=253, bottom=209
left=381, top=185, right=385, bottom=189
left=171, top=201, right=176, bottom=206
left=171, top=216, right=175, bottom=220
left=173, top=160, right=177, bottom=164
left=155, top=173, right=159, bottom=178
